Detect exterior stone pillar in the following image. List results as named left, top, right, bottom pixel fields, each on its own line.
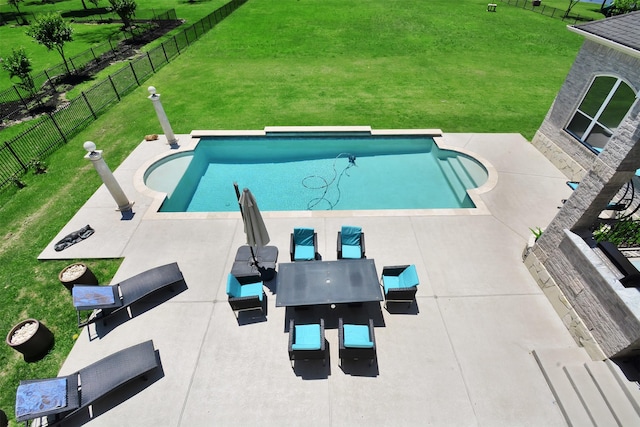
left=147, top=86, right=178, bottom=147
left=84, top=141, right=134, bottom=219
left=533, top=105, right=640, bottom=265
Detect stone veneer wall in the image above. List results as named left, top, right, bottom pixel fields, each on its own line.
left=532, top=40, right=640, bottom=181
left=528, top=39, right=640, bottom=359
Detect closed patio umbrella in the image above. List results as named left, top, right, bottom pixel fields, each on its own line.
left=238, top=187, right=270, bottom=266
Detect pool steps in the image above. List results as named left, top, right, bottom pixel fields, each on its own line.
left=533, top=347, right=640, bottom=426
left=436, top=156, right=482, bottom=205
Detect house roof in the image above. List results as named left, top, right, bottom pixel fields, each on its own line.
left=570, top=11, right=640, bottom=53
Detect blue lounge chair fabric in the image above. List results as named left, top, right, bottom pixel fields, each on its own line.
left=291, top=324, right=322, bottom=350
left=343, top=324, right=374, bottom=348
left=290, top=227, right=317, bottom=261
left=16, top=340, right=158, bottom=424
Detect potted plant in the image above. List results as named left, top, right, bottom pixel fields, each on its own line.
left=6, top=319, right=54, bottom=362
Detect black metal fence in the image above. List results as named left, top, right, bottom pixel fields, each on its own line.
left=0, top=9, right=179, bottom=125
left=498, top=0, right=596, bottom=24
left=0, top=0, right=247, bottom=191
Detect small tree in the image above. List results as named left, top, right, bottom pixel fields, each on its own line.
left=611, top=0, right=637, bottom=14
left=1, top=48, right=36, bottom=97
left=26, top=13, right=74, bottom=75
left=8, top=0, right=27, bottom=25
left=564, top=0, right=581, bottom=18
left=109, top=0, right=137, bottom=36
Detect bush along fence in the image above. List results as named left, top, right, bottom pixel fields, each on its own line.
left=498, top=0, right=595, bottom=24
left=0, top=0, right=248, bottom=191
left=0, top=9, right=179, bottom=125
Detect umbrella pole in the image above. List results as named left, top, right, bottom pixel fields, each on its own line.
left=249, top=245, right=260, bottom=267
left=233, top=182, right=244, bottom=220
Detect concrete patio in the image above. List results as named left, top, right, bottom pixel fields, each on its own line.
left=37, top=132, right=580, bottom=426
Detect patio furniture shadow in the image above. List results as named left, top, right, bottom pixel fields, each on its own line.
left=87, top=280, right=188, bottom=340
left=339, top=358, right=379, bottom=377
left=235, top=294, right=268, bottom=326
left=384, top=299, right=420, bottom=315
left=45, top=350, right=164, bottom=426
left=291, top=340, right=332, bottom=380
left=284, top=302, right=385, bottom=332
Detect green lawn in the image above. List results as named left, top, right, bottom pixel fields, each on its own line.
left=0, top=0, right=586, bottom=423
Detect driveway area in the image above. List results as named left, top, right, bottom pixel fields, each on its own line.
left=38, top=132, right=577, bottom=426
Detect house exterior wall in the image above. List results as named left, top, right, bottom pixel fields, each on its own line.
left=532, top=39, right=640, bottom=181
left=528, top=39, right=640, bottom=359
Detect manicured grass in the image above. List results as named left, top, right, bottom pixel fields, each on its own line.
left=0, top=0, right=227, bottom=92
left=0, top=0, right=586, bottom=423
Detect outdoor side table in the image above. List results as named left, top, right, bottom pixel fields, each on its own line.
left=232, top=245, right=278, bottom=281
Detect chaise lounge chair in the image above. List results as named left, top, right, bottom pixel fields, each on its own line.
left=337, top=225, right=365, bottom=259
left=72, top=262, right=184, bottom=328
left=15, top=340, right=159, bottom=426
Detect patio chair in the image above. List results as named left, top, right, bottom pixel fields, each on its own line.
left=288, top=318, right=326, bottom=367
left=72, top=262, right=184, bottom=328
left=338, top=318, right=376, bottom=366
left=226, top=273, right=266, bottom=318
left=289, top=227, right=318, bottom=261
left=337, top=225, right=365, bottom=259
left=381, top=264, right=419, bottom=306
left=15, top=340, right=159, bottom=426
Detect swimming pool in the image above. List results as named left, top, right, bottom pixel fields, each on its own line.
left=143, top=128, right=490, bottom=213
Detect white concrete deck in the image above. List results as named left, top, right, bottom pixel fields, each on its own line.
left=38, top=132, right=578, bottom=426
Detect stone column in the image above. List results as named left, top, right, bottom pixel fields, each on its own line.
left=84, top=141, right=134, bottom=219
left=533, top=105, right=640, bottom=264
left=147, top=86, right=178, bottom=147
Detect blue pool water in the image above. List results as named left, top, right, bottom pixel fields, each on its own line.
left=144, top=134, right=488, bottom=212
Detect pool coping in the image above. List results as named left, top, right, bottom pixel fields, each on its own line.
left=132, top=126, right=497, bottom=220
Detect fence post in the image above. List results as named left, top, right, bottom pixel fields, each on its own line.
left=129, top=62, right=140, bottom=86
left=48, top=113, right=67, bottom=144
left=108, top=75, right=121, bottom=101
left=147, top=52, right=156, bottom=73
left=4, top=141, right=29, bottom=172
left=161, top=43, right=169, bottom=62
left=81, top=92, right=97, bottom=119
left=174, top=36, right=181, bottom=54
left=43, top=70, right=56, bottom=92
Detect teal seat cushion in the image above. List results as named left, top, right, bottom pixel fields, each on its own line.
left=294, top=244, right=315, bottom=260
left=294, top=227, right=315, bottom=246
left=383, top=265, right=419, bottom=293
left=343, top=324, right=373, bottom=348
left=292, top=324, right=321, bottom=350
left=226, top=274, right=242, bottom=297
left=341, top=226, right=361, bottom=246
left=342, top=244, right=362, bottom=259
left=239, top=282, right=264, bottom=301
left=227, top=274, right=263, bottom=301
left=398, top=265, right=419, bottom=288
left=383, top=275, right=400, bottom=294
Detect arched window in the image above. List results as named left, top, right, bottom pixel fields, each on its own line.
left=566, top=76, right=637, bottom=152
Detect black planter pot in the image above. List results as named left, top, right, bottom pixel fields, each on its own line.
left=0, top=409, right=7, bottom=427
left=6, top=319, right=54, bottom=362
left=59, top=262, right=98, bottom=292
